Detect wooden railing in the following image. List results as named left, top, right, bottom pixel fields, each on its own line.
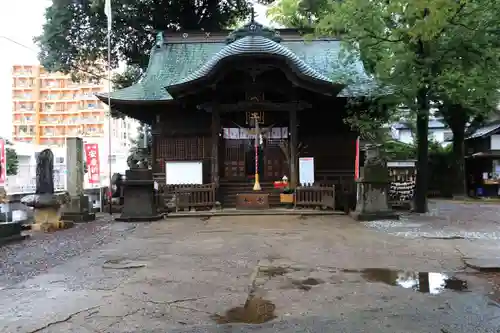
left=295, top=184, right=335, bottom=209
left=159, top=183, right=216, bottom=211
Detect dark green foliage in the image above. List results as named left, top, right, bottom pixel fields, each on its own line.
left=315, top=0, right=500, bottom=210
left=1, top=139, right=19, bottom=176
left=35, top=0, right=274, bottom=79
left=5, top=147, right=18, bottom=176
left=129, top=124, right=152, bottom=154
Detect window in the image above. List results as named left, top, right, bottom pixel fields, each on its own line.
left=443, top=131, right=453, bottom=141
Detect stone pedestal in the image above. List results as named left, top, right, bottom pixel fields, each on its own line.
left=115, top=169, right=163, bottom=222
left=21, top=193, right=73, bottom=232
left=350, top=145, right=398, bottom=221
left=350, top=180, right=399, bottom=221
left=62, top=137, right=95, bottom=222
left=60, top=196, right=95, bottom=222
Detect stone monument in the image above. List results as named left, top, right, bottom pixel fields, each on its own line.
left=350, top=144, right=399, bottom=221
left=115, top=149, right=163, bottom=222
left=60, top=137, right=95, bottom=222
left=21, top=149, right=71, bottom=232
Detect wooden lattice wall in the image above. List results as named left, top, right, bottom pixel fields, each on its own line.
left=154, top=135, right=213, bottom=182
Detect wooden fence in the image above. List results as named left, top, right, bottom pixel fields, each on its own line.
left=295, top=184, right=335, bottom=209
left=159, top=183, right=216, bottom=211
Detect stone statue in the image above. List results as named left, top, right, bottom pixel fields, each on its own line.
left=21, top=149, right=73, bottom=231
left=35, top=149, right=55, bottom=194
left=127, top=149, right=149, bottom=169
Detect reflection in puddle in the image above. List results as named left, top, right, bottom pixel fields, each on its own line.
left=211, top=296, right=277, bottom=324
left=350, top=269, right=468, bottom=294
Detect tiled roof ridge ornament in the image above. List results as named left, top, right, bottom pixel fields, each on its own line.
left=225, top=7, right=282, bottom=44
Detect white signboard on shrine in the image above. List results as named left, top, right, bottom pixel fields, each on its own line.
left=165, top=161, right=203, bottom=185
left=299, top=157, right=315, bottom=185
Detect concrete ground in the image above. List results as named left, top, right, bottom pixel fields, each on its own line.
left=1, top=204, right=500, bottom=332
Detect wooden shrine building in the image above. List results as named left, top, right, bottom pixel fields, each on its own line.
left=99, top=19, right=377, bottom=209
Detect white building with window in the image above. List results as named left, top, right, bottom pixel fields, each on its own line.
left=390, top=119, right=452, bottom=146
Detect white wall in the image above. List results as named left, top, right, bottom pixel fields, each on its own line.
left=395, top=128, right=451, bottom=146
left=490, top=135, right=500, bottom=150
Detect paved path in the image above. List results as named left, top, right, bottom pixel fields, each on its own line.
left=0, top=212, right=500, bottom=332
left=0, top=215, right=135, bottom=289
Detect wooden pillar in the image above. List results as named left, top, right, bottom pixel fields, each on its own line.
left=211, top=108, right=220, bottom=187
left=289, top=108, right=298, bottom=188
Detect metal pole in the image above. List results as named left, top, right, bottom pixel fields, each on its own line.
left=107, top=31, right=113, bottom=216
left=252, top=114, right=261, bottom=191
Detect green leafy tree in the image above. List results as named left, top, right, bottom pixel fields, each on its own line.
left=35, top=0, right=274, bottom=80
left=1, top=139, right=19, bottom=176
left=316, top=0, right=500, bottom=212
left=267, top=0, right=328, bottom=28
left=129, top=124, right=152, bottom=154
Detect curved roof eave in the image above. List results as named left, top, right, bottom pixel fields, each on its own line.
left=165, top=35, right=344, bottom=96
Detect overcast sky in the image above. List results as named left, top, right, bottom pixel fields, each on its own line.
left=0, top=1, right=271, bottom=141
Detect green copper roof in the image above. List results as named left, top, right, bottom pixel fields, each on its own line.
left=101, top=36, right=377, bottom=102
left=170, top=36, right=334, bottom=90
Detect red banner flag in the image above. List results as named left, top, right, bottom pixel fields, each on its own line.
left=84, top=143, right=101, bottom=184
left=354, top=137, right=360, bottom=180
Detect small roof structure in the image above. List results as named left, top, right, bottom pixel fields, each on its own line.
left=466, top=121, right=500, bottom=140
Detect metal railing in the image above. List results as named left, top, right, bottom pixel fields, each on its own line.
left=6, top=163, right=67, bottom=194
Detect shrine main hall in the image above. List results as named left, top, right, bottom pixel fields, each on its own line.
left=99, top=19, right=377, bottom=209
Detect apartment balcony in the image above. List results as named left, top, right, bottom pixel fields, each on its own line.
left=12, top=72, right=35, bottom=78
left=15, top=133, right=36, bottom=139
left=39, top=86, right=80, bottom=91
left=12, top=85, right=35, bottom=90
left=12, top=96, right=35, bottom=102
left=13, top=109, right=36, bottom=114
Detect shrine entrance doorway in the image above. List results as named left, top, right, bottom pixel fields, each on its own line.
left=221, top=127, right=289, bottom=181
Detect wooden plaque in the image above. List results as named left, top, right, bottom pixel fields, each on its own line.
left=236, top=193, right=270, bottom=210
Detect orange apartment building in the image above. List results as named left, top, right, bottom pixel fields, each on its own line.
left=11, top=64, right=106, bottom=146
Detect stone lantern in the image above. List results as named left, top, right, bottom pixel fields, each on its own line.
left=350, top=144, right=398, bottom=221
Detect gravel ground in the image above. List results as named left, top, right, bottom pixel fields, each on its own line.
left=0, top=215, right=136, bottom=289
left=363, top=200, right=500, bottom=239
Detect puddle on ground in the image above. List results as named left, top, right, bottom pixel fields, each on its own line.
left=344, top=268, right=468, bottom=294
left=211, top=296, right=277, bottom=324
left=258, top=266, right=291, bottom=278
left=289, top=277, right=325, bottom=291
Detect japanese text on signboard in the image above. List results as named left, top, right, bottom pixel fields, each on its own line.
left=84, top=143, right=100, bottom=184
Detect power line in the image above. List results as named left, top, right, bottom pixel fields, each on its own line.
left=0, top=35, right=114, bottom=83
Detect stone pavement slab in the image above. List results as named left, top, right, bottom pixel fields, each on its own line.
left=0, top=215, right=500, bottom=332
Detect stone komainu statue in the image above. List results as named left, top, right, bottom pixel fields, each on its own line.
left=127, top=149, right=149, bottom=169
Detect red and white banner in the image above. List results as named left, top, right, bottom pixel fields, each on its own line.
left=354, top=136, right=360, bottom=180
left=84, top=143, right=101, bottom=184
left=0, top=139, right=6, bottom=187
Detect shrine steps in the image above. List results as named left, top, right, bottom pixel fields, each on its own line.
left=219, top=180, right=280, bottom=208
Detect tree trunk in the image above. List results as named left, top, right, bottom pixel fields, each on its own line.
left=414, top=92, right=430, bottom=213
left=445, top=106, right=467, bottom=197
left=450, top=123, right=467, bottom=198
